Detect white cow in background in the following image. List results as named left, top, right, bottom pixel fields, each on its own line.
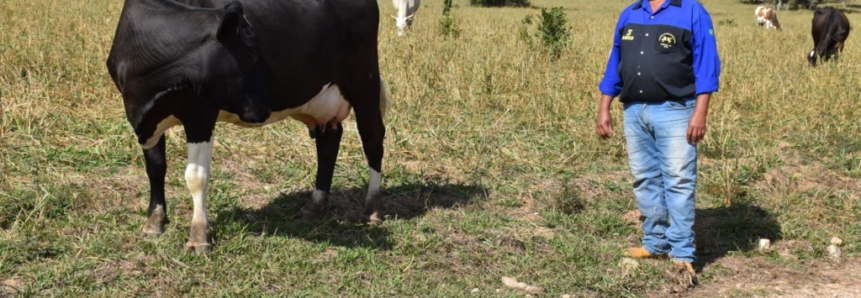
left=392, top=0, right=420, bottom=36
left=775, top=0, right=787, bottom=11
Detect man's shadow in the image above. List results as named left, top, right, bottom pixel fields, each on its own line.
left=693, top=202, right=782, bottom=269
left=214, top=178, right=488, bottom=250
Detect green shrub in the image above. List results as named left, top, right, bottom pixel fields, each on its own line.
left=536, top=7, right=570, bottom=59
left=469, top=0, right=531, bottom=8
left=518, top=15, right=534, bottom=47
left=439, top=0, right=460, bottom=37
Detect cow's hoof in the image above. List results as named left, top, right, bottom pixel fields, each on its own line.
left=363, top=192, right=385, bottom=224
left=365, top=211, right=383, bottom=225
left=140, top=205, right=168, bottom=237
left=186, top=222, right=212, bottom=254
left=185, top=241, right=212, bottom=254
left=293, top=203, right=327, bottom=220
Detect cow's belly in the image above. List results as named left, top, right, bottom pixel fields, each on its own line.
left=141, top=83, right=350, bottom=149
left=218, top=83, right=351, bottom=130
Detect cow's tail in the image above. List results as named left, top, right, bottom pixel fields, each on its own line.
left=379, top=75, right=391, bottom=119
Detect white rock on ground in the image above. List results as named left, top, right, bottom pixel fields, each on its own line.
left=470, top=288, right=479, bottom=294
left=827, top=245, right=842, bottom=259
left=758, top=238, right=771, bottom=250
left=501, top=276, right=541, bottom=294
left=831, top=236, right=843, bottom=246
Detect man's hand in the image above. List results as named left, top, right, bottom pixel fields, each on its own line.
left=597, top=94, right=615, bottom=139
left=687, top=93, right=711, bottom=144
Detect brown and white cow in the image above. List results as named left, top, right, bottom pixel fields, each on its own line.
left=808, top=7, right=851, bottom=66
left=756, top=6, right=782, bottom=30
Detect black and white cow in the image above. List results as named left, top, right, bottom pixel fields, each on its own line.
left=106, top=0, right=390, bottom=253
left=808, top=7, right=850, bottom=67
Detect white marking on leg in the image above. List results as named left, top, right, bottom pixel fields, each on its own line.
left=185, top=141, right=213, bottom=227
left=312, top=189, right=327, bottom=205
left=368, top=168, right=381, bottom=196
left=365, top=168, right=383, bottom=222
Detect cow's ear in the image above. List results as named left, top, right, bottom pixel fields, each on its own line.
left=216, top=1, right=244, bottom=41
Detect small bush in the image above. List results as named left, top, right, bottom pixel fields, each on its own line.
left=536, top=7, right=570, bottom=59
left=470, top=0, right=531, bottom=8
left=439, top=0, right=460, bottom=37
left=718, top=18, right=735, bottom=26
left=518, top=15, right=534, bottom=47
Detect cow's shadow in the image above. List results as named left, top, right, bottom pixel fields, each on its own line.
left=213, top=179, right=488, bottom=250
left=693, top=202, right=782, bottom=269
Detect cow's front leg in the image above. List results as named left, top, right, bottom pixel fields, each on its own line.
left=184, top=139, right=214, bottom=253
left=355, top=105, right=386, bottom=224
left=296, top=123, right=343, bottom=219
left=142, top=135, right=169, bottom=237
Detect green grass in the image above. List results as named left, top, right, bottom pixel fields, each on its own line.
left=2, top=0, right=861, bottom=297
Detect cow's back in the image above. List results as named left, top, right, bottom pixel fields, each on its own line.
left=178, top=0, right=380, bottom=110
left=812, top=7, right=850, bottom=47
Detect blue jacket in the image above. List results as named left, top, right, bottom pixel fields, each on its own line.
left=599, top=0, right=721, bottom=102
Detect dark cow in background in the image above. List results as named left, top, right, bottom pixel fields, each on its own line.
left=106, top=0, right=390, bottom=252
left=808, top=7, right=850, bottom=66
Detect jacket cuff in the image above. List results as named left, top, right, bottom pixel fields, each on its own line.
left=696, top=77, right=719, bottom=94
left=598, top=84, right=620, bottom=98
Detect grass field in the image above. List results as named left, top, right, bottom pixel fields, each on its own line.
left=2, top=0, right=861, bottom=297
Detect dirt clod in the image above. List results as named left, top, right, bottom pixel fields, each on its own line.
left=524, top=285, right=542, bottom=295
left=502, top=276, right=520, bottom=289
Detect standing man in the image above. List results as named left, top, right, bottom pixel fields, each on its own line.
left=596, top=0, right=721, bottom=284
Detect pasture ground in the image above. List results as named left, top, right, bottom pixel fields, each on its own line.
left=2, top=0, right=861, bottom=297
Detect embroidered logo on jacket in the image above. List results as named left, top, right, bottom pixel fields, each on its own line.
left=658, top=33, right=676, bottom=48
left=622, top=29, right=635, bottom=41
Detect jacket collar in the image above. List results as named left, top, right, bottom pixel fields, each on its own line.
left=633, top=0, right=682, bottom=10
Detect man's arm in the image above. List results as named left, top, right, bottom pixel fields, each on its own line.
left=597, top=94, right=615, bottom=139
left=689, top=8, right=721, bottom=144
left=596, top=12, right=628, bottom=139
left=687, top=92, right=710, bottom=144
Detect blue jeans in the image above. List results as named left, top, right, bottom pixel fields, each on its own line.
left=623, top=98, right=698, bottom=263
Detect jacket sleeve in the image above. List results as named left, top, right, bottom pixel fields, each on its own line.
left=691, top=10, right=721, bottom=95
left=598, top=13, right=627, bottom=97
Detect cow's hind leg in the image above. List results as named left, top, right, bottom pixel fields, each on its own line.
left=184, top=139, right=214, bottom=253
left=353, top=77, right=388, bottom=223
left=141, top=135, right=169, bottom=237
left=296, top=123, right=344, bottom=219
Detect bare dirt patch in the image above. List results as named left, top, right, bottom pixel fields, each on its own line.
left=659, top=255, right=861, bottom=297
left=1, top=278, right=23, bottom=298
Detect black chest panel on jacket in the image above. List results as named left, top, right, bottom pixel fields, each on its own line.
left=617, top=23, right=695, bottom=102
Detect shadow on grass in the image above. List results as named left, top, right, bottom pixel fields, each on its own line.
left=214, top=179, right=488, bottom=250
left=693, top=202, right=782, bottom=269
